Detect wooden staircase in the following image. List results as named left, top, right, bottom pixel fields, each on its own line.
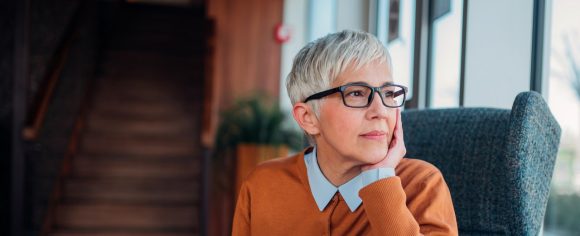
left=50, top=4, right=204, bottom=236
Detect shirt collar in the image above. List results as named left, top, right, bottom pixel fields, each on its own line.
left=304, top=147, right=363, bottom=212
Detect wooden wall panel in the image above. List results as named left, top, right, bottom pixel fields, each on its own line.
left=204, top=0, right=283, bottom=147
left=221, top=0, right=282, bottom=106
left=204, top=1, right=284, bottom=235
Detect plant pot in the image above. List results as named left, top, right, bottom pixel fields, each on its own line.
left=236, top=144, right=289, bottom=194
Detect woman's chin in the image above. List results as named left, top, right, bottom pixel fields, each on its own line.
left=360, top=149, right=388, bottom=164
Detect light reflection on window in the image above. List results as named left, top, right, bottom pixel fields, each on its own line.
left=544, top=0, right=580, bottom=235
left=385, top=0, right=415, bottom=100
left=428, top=0, right=463, bottom=108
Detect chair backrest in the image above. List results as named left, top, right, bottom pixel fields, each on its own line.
left=402, top=91, right=561, bottom=235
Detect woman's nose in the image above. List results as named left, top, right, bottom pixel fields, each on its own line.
left=366, top=91, right=390, bottom=119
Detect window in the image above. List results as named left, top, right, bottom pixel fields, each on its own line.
left=388, top=0, right=401, bottom=43
left=428, top=0, right=464, bottom=108
left=382, top=0, right=415, bottom=100
left=544, top=0, right=580, bottom=235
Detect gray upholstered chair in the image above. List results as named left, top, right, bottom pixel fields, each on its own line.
left=402, top=91, right=561, bottom=235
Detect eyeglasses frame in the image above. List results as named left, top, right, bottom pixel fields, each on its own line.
left=303, top=82, right=408, bottom=108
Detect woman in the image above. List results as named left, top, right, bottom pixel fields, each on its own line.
left=232, top=30, right=458, bottom=235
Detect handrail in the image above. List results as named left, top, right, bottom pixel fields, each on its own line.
left=38, top=2, right=94, bottom=234
left=22, top=3, right=84, bottom=141
left=39, top=103, right=88, bottom=236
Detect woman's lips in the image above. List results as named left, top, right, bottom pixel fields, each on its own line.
left=360, top=131, right=387, bottom=140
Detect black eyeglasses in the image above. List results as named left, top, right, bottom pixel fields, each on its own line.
left=303, top=82, right=408, bottom=108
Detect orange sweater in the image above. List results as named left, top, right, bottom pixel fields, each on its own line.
left=232, top=148, right=458, bottom=235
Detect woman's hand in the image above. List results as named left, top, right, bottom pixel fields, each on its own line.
left=361, top=108, right=406, bottom=171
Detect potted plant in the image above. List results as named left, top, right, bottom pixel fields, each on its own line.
left=215, top=94, right=303, bottom=193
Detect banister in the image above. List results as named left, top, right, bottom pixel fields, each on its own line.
left=22, top=3, right=83, bottom=141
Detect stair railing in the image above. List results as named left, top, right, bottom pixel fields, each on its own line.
left=22, top=4, right=83, bottom=141
left=30, top=2, right=95, bottom=236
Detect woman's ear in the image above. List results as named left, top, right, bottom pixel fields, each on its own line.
left=292, top=103, right=320, bottom=136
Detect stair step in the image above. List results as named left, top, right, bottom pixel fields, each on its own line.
left=93, top=80, right=196, bottom=95
left=113, top=20, right=199, bottom=36
left=122, top=3, right=203, bottom=17
left=91, top=90, right=200, bottom=105
left=63, top=178, right=199, bottom=204
left=85, top=109, right=200, bottom=128
left=107, top=36, right=198, bottom=50
left=119, top=18, right=201, bottom=30
left=105, top=43, right=196, bottom=54
left=85, top=114, right=196, bottom=137
left=82, top=127, right=200, bottom=142
left=100, top=62, right=199, bottom=74
left=100, top=70, right=198, bottom=79
left=72, top=157, right=200, bottom=178
left=51, top=232, right=196, bottom=236
left=100, top=58, right=200, bottom=72
left=94, top=83, right=194, bottom=99
left=90, top=95, right=194, bottom=114
left=80, top=135, right=197, bottom=156
left=75, top=152, right=198, bottom=160
left=112, top=23, right=198, bottom=35
left=55, top=203, right=198, bottom=230
left=91, top=89, right=200, bottom=106
left=90, top=101, right=194, bottom=118
left=103, top=50, right=197, bottom=63
left=104, top=47, right=203, bottom=59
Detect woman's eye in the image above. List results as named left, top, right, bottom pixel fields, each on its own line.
left=347, top=90, right=366, bottom=97
left=383, top=91, right=394, bottom=97
left=393, top=90, right=403, bottom=98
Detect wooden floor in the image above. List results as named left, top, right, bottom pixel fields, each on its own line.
left=50, top=4, right=204, bottom=236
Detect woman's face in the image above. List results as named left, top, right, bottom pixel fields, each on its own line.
left=315, top=61, right=397, bottom=167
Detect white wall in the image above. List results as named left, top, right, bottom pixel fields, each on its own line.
left=463, top=0, right=535, bottom=108
left=280, top=0, right=308, bottom=114
left=336, top=0, right=370, bottom=32
left=307, top=0, right=337, bottom=41
left=280, top=0, right=371, bottom=114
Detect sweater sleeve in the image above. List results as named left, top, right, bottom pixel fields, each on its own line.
left=359, top=171, right=458, bottom=236
left=232, top=182, right=251, bottom=236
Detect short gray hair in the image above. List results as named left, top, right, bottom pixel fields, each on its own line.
left=286, top=30, right=392, bottom=113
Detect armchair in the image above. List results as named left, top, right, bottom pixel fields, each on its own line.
left=402, top=91, right=561, bottom=235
